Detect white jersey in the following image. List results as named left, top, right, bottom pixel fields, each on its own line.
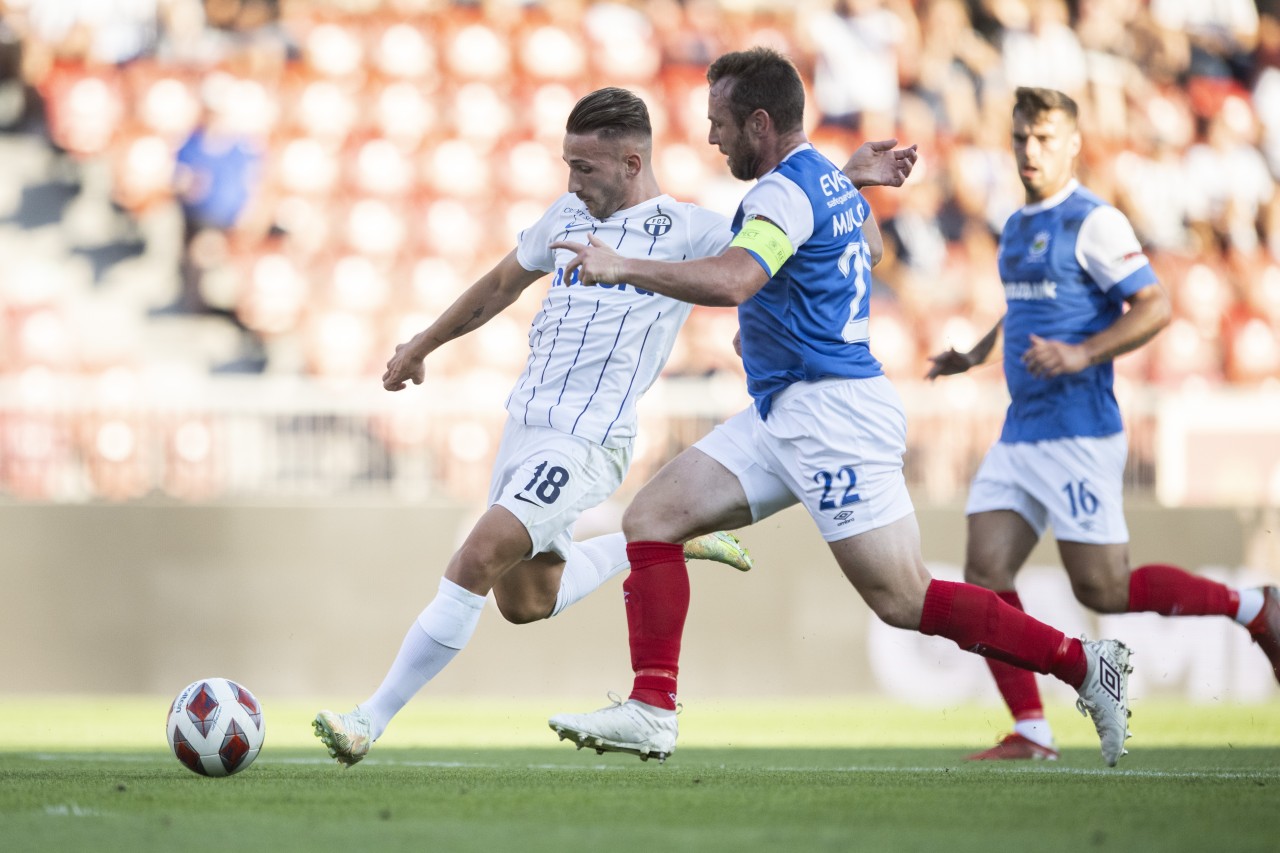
left=510, top=192, right=732, bottom=449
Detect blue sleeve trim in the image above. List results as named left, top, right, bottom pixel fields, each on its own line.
left=1111, top=264, right=1159, bottom=303
left=740, top=247, right=772, bottom=277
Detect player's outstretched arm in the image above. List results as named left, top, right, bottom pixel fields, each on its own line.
left=382, top=249, right=544, bottom=391
left=926, top=316, right=1005, bottom=380
left=1023, top=283, right=1170, bottom=379
left=843, top=138, right=918, bottom=189
left=550, top=235, right=769, bottom=307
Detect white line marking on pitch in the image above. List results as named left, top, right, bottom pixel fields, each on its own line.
left=26, top=753, right=1280, bottom=780
left=42, top=803, right=103, bottom=817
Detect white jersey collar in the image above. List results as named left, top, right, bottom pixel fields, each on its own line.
left=778, top=143, right=814, bottom=167
left=607, top=194, right=675, bottom=220
left=1022, top=179, right=1080, bottom=215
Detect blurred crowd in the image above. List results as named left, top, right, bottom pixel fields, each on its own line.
left=0, top=0, right=1275, bottom=502
left=0, top=0, right=1277, bottom=387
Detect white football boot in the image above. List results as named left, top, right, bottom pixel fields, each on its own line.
left=1074, top=639, right=1133, bottom=767
left=313, top=707, right=373, bottom=767
left=549, top=694, right=678, bottom=763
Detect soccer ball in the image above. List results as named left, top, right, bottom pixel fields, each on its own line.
left=166, top=677, right=265, bottom=777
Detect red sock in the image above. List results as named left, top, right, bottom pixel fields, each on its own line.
left=985, top=591, right=1046, bottom=721
left=1129, top=563, right=1239, bottom=617
left=919, top=579, right=1087, bottom=689
left=623, top=541, right=689, bottom=711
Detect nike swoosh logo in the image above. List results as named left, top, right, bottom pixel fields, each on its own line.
left=514, top=494, right=539, bottom=505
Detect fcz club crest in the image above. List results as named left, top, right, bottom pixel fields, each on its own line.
left=643, top=214, right=673, bottom=237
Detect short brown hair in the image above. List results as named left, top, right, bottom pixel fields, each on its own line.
left=707, top=47, right=805, bottom=134
left=1013, top=87, right=1078, bottom=124
left=566, top=87, right=652, bottom=141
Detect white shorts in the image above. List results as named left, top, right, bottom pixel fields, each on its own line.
left=965, top=433, right=1129, bottom=545
left=488, top=419, right=631, bottom=559
left=694, top=376, right=915, bottom=542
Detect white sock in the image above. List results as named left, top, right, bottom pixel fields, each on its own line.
left=1013, top=718, right=1055, bottom=748
left=550, top=532, right=629, bottom=618
left=1235, top=587, right=1265, bottom=625
left=360, top=577, right=485, bottom=740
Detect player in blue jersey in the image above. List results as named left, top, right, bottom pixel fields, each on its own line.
left=926, top=86, right=1280, bottom=762
left=547, top=50, right=1135, bottom=767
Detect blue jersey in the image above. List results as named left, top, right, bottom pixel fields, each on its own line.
left=733, top=145, right=883, bottom=418
left=997, top=182, right=1158, bottom=442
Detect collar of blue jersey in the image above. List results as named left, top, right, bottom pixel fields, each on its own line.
left=1021, top=179, right=1080, bottom=215
left=775, top=143, right=813, bottom=170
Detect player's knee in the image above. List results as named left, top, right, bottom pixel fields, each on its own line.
left=962, top=565, right=995, bottom=589
left=864, top=591, right=921, bottom=630
left=621, top=499, right=666, bottom=542
left=877, top=604, right=920, bottom=630
left=963, top=562, right=1013, bottom=590
left=452, top=539, right=515, bottom=586
left=493, top=594, right=551, bottom=625
left=1072, top=579, right=1127, bottom=614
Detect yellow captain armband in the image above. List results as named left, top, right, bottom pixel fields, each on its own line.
left=730, top=217, right=793, bottom=277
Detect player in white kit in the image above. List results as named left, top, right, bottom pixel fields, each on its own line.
left=310, top=88, right=757, bottom=766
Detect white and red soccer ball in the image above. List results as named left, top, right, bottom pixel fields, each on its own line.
left=166, top=677, right=265, bottom=777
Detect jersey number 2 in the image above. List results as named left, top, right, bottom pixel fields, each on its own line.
left=838, top=239, right=871, bottom=344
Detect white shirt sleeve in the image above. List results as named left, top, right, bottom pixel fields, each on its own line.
left=1075, top=205, right=1152, bottom=292
left=686, top=206, right=734, bottom=258
left=739, top=173, right=815, bottom=251
left=515, top=194, right=575, bottom=273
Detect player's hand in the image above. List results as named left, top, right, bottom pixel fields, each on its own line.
left=843, top=139, right=918, bottom=189
left=548, top=234, right=626, bottom=286
left=1022, top=334, right=1089, bottom=378
left=382, top=340, right=426, bottom=391
left=925, top=348, right=974, bottom=380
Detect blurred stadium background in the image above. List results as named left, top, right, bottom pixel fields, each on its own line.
left=0, top=0, right=1277, bottom=711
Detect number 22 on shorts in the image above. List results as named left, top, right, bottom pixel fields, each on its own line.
left=814, top=465, right=860, bottom=511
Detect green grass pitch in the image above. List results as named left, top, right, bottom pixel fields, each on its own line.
left=2, top=697, right=1278, bottom=852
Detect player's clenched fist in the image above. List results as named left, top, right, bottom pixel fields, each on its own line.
left=382, top=339, right=426, bottom=391
left=1022, top=334, right=1089, bottom=379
